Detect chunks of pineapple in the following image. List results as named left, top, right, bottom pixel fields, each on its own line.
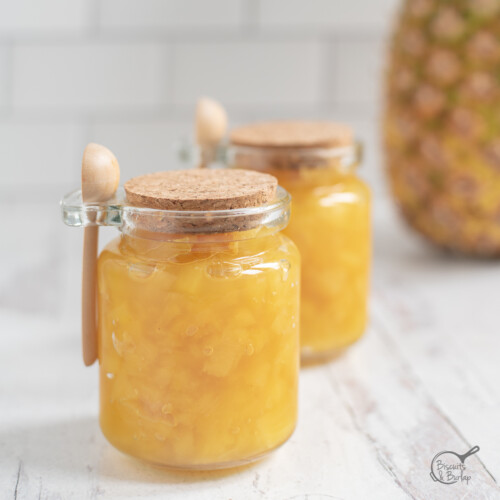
left=272, top=167, right=371, bottom=358
left=97, top=231, right=300, bottom=468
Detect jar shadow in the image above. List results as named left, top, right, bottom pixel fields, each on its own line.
left=1, top=417, right=260, bottom=484
left=300, top=349, right=347, bottom=369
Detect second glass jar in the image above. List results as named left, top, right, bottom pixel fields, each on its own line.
left=228, top=122, right=371, bottom=361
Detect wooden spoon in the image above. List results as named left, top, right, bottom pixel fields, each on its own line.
left=81, top=143, right=120, bottom=366
left=195, top=97, right=228, bottom=168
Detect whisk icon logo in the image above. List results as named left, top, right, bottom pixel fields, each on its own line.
left=430, top=446, right=480, bottom=485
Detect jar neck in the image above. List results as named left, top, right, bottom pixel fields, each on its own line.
left=227, top=143, right=361, bottom=174
left=227, top=144, right=361, bottom=189
left=121, top=223, right=282, bottom=244
left=119, top=226, right=283, bottom=262
left=117, top=185, right=291, bottom=242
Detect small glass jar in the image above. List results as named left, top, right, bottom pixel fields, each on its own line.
left=61, top=171, right=300, bottom=469
left=228, top=122, right=371, bottom=361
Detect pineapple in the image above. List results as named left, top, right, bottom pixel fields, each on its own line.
left=384, top=0, right=500, bottom=256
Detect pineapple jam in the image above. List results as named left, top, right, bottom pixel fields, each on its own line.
left=230, top=122, right=371, bottom=360
left=97, top=169, right=300, bottom=469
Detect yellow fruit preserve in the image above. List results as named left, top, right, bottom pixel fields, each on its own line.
left=95, top=170, right=300, bottom=469
left=271, top=167, right=370, bottom=358
left=229, top=122, right=371, bottom=361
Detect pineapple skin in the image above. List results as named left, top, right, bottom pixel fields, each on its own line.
left=384, top=0, right=500, bottom=256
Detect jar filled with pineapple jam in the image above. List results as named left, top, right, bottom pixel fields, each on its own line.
left=228, top=122, right=371, bottom=361
left=61, top=168, right=300, bottom=469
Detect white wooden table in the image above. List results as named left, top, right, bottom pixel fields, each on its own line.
left=1, top=196, right=500, bottom=500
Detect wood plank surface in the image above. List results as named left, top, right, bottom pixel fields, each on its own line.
left=0, top=198, right=499, bottom=500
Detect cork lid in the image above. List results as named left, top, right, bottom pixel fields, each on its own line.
left=123, top=169, right=280, bottom=234
left=230, top=121, right=353, bottom=149
left=125, top=169, right=277, bottom=210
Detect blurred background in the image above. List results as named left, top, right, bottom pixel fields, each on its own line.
left=0, top=0, right=399, bottom=201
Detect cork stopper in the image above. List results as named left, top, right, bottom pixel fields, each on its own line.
left=123, top=169, right=278, bottom=234
left=230, top=121, right=353, bottom=149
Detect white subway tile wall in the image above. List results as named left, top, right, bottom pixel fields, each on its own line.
left=259, top=0, right=399, bottom=32
left=172, top=41, right=324, bottom=107
left=100, top=0, right=242, bottom=30
left=12, top=42, right=169, bottom=111
left=89, top=119, right=193, bottom=180
left=0, top=120, right=84, bottom=188
left=0, top=0, right=89, bottom=35
left=0, top=0, right=400, bottom=197
left=0, top=47, right=9, bottom=109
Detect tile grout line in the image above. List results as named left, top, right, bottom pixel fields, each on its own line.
left=165, top=42, right=175, bottom=109
left=1, top=41, right=14, bottom=119
left=86, top=0, right=102, bottom=38
left=0, top=29, right=387, bottom=46
left=241, top=0, right=260, bottom=34
left=319, top=34, right=338, bottom=110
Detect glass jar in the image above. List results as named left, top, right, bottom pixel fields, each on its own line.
left=228, top=122, right=371, bottom=361
left=61, top=173, right=300, bottom=469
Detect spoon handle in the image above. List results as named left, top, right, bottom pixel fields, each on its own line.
left=82, top=226, right=99, bottom=366
left=460, top=446, right=480, bottom=462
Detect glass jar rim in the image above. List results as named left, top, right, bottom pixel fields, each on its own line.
left=61, top=186, right=291, bottom=240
